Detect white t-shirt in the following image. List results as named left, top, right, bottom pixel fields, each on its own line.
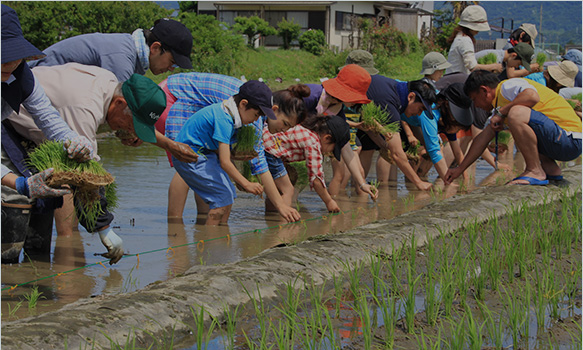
left=446, top=33, right=478, bottom=75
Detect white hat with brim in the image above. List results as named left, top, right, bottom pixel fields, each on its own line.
left=459, top=5, right=490, bottom=32
left=420, top=52, right=452, bottom=75
left=519, top=23, right=538, bottom=47
left=548, top=61, right=579, bottom=88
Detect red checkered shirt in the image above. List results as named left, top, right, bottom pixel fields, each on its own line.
left=263, top=125, right=326, bottom=190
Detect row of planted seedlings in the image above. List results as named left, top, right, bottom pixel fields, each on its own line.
left=99, top=189, right=582, bottom=350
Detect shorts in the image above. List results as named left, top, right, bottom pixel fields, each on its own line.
left=356, top=130, right=381, bottom=151
left=173, top=152, right=237, bottom=209
left=265, top=152, right=287, bottom=179
left=528, top=110, right=582, bottom=161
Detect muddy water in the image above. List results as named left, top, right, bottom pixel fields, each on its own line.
left=1, top=134, right=517, bottom=320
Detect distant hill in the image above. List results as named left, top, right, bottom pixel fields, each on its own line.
left=156, top=1, right=179, bottom=10
left=435, top=1, right=582, bottom=48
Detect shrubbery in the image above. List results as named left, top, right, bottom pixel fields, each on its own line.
left=299, top=29, right=326, bottom=55
left=178, top=13, right=244, bottom=75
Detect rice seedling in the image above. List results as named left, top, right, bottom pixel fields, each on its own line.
left=7, top=300, right=23, bottom=319
left=369, top=179, right=380, bottom=198
left=477, top=52, right=498, bottom=65
left=424, top=235, right=440, bottom=326
left=502, top=286, right=526, bottom=349
left=404, top=264, right=421, bottom=334
left=322, top=303, right=339, bottom=349
left=447, top=315, right=467, bottom=350
left=222, top=304, right=239, bottom=350
left=415, top=328, right=442, bottom=350
left=332, top=273, right=343, bottom=318
left=232, top=125, right=259, bottom=160
left=368, top=252, right=384, bottom=297
left=370, top=279, right=399, bottom=349
left=27, top=141, right=116, bottom=230
left=23, top=286, right=45, bottom=310
left=536, top=52, right=547, bottom=67
left=477, top=301, right=504, bottom=349
left=465, top=304, right=486, bottom=350
left=189, top=304, right=218, bottom=350
left=355, top=293, right=373, bottom=350
left=360, top=102, right=400, bottom=135
left=298, top=311, right=321, bottom=350
left=241, top=283, right=270, bottom=347
left=286, top=161, right=309, bottom=193
left=402, top=140, right=421, bottom=162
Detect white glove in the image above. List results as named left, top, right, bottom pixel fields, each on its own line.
left=98, top=228, right=124, bottom=265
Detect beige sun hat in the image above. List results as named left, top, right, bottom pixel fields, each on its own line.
left=519, top=23, right=538, bottom=47
left=459, top=5, right=490, bottom=32
left=548, top=60, right=579, bottom=88
left=420, top=52, right=452, bottom=75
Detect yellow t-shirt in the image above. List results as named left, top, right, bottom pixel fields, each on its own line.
left=494, top=78, right=582, bottom=137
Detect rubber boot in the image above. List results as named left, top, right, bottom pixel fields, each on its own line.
left=1, top=203, right=32, bottom=264
left=23, top=209, right=54, bottom=261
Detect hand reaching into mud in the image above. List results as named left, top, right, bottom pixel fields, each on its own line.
left=98, top=228, right=124, bottom=265
left=278, top=204, right=301, bottom=223
left=243, top=181, right=264, bottom=196
left=325, top=198, right=341, bottom=213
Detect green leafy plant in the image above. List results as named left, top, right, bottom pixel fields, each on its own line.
left=361, top=102, right=400, bottom=135
left=478, top=52, right=498, bottom=65
left=536, top=52, right=547, bottom=67
left=277, top=18, right=301, bottom=50
left=23, top=286, right=45, bottom=310
left=299, top=29, right=326, bottom=55
left=232, top=125, right=259, bottom=159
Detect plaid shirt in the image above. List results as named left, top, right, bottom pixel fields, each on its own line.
left=165, top=73, right=242, bottom=141
left=263, top=125, right=326, bottom=190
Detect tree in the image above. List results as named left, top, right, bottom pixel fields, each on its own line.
left=4, top=1, right=171, bottom=49
left=447, top=1, right=480, bottom=20
left=277, top=18, right=301, bottom=49
left=299, top=29, right=326, bottom=55
left=232, top=16, right=277, bottom=49
left=179, top=1, right=197, bottom=13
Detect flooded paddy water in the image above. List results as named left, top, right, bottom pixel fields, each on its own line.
left=1, top=133, right=581, bottom=350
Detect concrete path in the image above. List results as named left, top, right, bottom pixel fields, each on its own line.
left=2, top=167, right=581, bottom=349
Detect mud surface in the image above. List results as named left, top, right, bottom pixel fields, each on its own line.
left=1, top=166, right=580, bottom=349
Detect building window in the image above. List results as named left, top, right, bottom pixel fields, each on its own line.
left=336, top=11, right=356, bottom=31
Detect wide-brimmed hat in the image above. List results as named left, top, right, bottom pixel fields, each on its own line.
left=519, top=23, right=538, bottom=47
left=420, top=52, right=452, bottom=75
left=122, top=74, right=167, bottom=143
left=512, top=43, right=534, bottom=72
left=459, top=5, right=490, bottom=32
left=326, top=115, right=351, bottom=161
left=322, top=64, right=371, bottom=104
left=341, top=50, right=379, bottom=75
left=238, top=80, right=276, bottom=120
left=439, top=83, right=473, bottom=126
left=1, top=4, right=45, bottom=63
left=548, top=60, right=579, bottom=88
left=151, top=18, right=193, bottom=69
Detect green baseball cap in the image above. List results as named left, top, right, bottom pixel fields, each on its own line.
left=122, top=74, right=166, bottom=143
left=512, top=43, right=534, bottom=72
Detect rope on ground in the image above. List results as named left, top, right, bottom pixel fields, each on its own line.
left=1, top=209, right=352, bottom=293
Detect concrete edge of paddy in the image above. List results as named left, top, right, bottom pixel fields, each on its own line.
left=2, top=166, right=581, bottom=350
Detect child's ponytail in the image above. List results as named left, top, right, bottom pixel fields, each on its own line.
left=273, top=84, right=311, bottom=124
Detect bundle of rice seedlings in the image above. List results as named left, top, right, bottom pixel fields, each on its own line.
left=488, top=130, right=513, bottom=153
left=285, top=161, right=309, bottom=193
left=536, top=52, right=547, bottom=68
left=566, top=93, right=582, bottom=112
left=402, top=141, right=421, bottom=162
left=477, top=52, right=498, bottom=65
left=240, top=161, right=260, bottom=183
left=27, top=141, right=116, bottom=230
left=232, top=125, right=259, bottom=160
left=361, top=103, right=401, bottom=135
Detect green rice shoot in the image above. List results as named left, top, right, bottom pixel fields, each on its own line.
left=287, top=161, right=309, bottom=192
left=27, top=141, right=116, bottom=231
left=361, top=103, right=401, bottom=135
left=536, top=52, right=546, bottom=68
left=477, top=52, right=498, bottom=65
left=233, top=125, right=259, bottom=154
left=241, top=161, right=259, bottom=183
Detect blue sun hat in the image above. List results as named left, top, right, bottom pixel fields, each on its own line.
left=1, top=4, right=45, bottom=64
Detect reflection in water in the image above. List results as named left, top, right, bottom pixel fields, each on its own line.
left=1, top=135, right=520, bottom=320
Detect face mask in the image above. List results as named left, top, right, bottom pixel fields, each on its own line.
left=317, top=90, right=343, bottom=116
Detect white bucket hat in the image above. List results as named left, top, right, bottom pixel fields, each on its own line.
left=548, top=60, right=579, bottom=88
left=420, top=52, right=452, bottom=75
left=459, top=5, right=490, bottom=32
left=519, top=23, right=538, bottom=47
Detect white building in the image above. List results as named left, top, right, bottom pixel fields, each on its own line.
left=197, top=1, right=434, bottom=51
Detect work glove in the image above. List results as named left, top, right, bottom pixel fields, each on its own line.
left=64, top=135, right=94, bottom=162
left=98, top=228, right=124, bottom=265
left=15, top=168, right=71, bottom=199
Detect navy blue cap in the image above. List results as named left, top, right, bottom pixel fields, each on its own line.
left=238, top=80, right=276, bottom=120
left=326, top=115, right=350, bottom=161
left=151, top=18, right=193, bottom=69
left=1, top=5, right=45, bottom=64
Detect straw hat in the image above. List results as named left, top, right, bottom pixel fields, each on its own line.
left=518, top=23, right=538, bottom=47
left=459, top=5, right=490, bottom=32
left=322, top=64, right=371, bottom=104
left=548, top=60, right=579, bottom=88
left=420, top=52, right=452, bottom=75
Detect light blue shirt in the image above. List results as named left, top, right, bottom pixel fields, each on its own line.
left=28, top=33, right=141, bottom=82
left=402, top=106, right=445, bottom=164
left=176, top=102, right=235, bottom=151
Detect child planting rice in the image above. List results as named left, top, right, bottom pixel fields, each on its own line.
left=262, top=114, right=377, bottom=213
